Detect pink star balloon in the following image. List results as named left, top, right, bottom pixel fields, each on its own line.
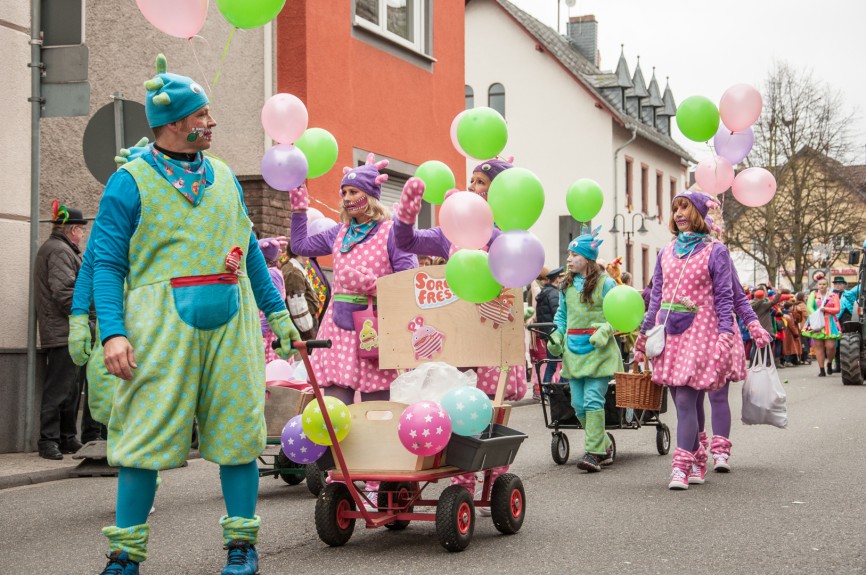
left=397, top=401, right=452, bottom=457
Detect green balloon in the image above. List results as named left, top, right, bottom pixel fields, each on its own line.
left=456, top=107, right=508, bottom=159
left=676, top=95, right=720, bottom=143
left=416, top=161, right=456, bottom=205
left=487, top=167, right=545, bottom=231
left=602, top=285, right=646, bottom=333
left=295, top=128, right=338, bottom=179
left=566, top=178, right=604, bottom=222
left=216, top=0, right=286, bottom=29
left=445, top=250, right=502, bottom=304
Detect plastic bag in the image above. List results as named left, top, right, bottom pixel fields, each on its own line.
left=645, top=324, right=665, bottom=358
left=741, top=347, right=788, bottom=428
left=389, top=362, right=477, bottom=404
left=808, top=309, right=824, bottom=332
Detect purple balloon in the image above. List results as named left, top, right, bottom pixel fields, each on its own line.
left=262, top=144, right=309, bottom=192
left=308, top=217, right=339, bottom=236
left=488, top=230, right=546, bottom=288
left=713, top=123, right=754, bottom=165
left=280, top=414, right=327, bottom=464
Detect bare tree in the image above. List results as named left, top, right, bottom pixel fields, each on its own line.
left=724, top=62, right=861, bottom=290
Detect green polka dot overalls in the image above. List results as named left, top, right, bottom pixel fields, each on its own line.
left=106, top=157, right=266, bottom=471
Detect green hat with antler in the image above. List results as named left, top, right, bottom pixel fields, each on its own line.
left=143, top=54, right=209, bottom=128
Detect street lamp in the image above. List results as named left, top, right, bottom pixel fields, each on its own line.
left=610, top=212, right=650, bottom=245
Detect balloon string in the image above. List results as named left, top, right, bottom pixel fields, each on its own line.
left=212, top=27, right=236, bottom=91
left=311, top=197, right=341, bottom=217
left=188, top=35, right=213, bottom=95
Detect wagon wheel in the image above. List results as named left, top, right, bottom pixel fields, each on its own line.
left=490, top=473, right=526, bottom=535
left=550, top=432, right=569, bottom=465
left=656, top=423, right=671, bottom=455
left=275, top=449, right=305, bottom=485
left=305, top=461, right=326, bottom=496
left=607, top=432, right=616, bottom=464
left=436, top=485, right=475, bottom=552
left=315, top=483, right=356, bottom=547
left=378, top=481, right=416, bottom=530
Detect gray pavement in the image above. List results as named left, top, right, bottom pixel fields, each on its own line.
left=2, top=363, right=865, bottom=574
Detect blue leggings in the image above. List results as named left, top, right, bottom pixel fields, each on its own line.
left=116, top=461, right=259, bottom=528
left=567, top=377, right=608, bottom=421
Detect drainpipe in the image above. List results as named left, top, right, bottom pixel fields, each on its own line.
left=612, top=124, right=637, bottom=258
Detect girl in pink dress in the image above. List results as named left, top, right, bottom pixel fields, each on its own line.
left=289, top=154, right=418, bottom=404
left=634, top=189, right=742, bottom=490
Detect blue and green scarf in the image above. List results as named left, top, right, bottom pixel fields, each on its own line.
left=340, top=219, right=377, bottom=253
left=674, top=231, right=707, bottom=258
left=150, top=146, right=207, bottom=206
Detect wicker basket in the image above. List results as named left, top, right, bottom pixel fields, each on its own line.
left=614, top=359, right=663, bottom=411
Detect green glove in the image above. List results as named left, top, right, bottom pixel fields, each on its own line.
left=68, top=314, right=92, bottom=366
left=547, top=330, right=564, bottom=357
left=114, top=137, right=150, bottom=166
left=589, top=322, right=614, bottom=349
left=523, top=306, right=535, bottom=321
left=267, top=310, right=301, bottom=360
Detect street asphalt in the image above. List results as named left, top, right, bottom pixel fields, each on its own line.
left=1, top=362, right=864, bottom=574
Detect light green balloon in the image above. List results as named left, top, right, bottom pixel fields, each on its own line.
left=566, top=179, right=604, bottom=222
left=415, top=161, right=456, bottom=205
left=216, top=0, right=286, bottom=29
left=445, top=250, right=502, bottom=304
left=301, top=396, right=351, bottom=446
left=456, top=107, right=508, bottom=160
left=487, top=167, right=545, bottom=231
left=676, top=95, right=720, bottom=143
left=602, top=285, right=646, bottom=333
left=295, top=128, right=339, bottom=179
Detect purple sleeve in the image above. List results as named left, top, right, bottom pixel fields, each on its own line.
left=392, top=219, right=451, bottom=259
left=387, top=227, right=420, bottom=272
left=729, top=264, right=758, bottom=325
left=290, top=212, right=340, bottom=257
left=269, top=266, right=286, bottom=300
left=640, top=248, right=666, bottom=334
left=708, top=243, right=735, bottom=334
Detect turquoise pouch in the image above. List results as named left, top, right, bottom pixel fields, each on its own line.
left=171, top=274, right=240, bottom=330
left=566, top=333, right=594, bottom=355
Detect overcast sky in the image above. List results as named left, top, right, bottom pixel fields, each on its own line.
left=509, top=0, right=866, bottom=165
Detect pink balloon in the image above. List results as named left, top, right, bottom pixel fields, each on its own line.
left=306, top=207, right=324, bottom=224
left=695, top=156, right=735, bottom=195
left=732, top=167, right=777, bottom=207
left=308, top=217, right=338, bottom=236
left=719, top=84, right=763, bottom=132
left=136, top=0, right=209, bottom=39
left=439, top=191, right=494, bottom=250
left=713, top=123, right=754, bottom=165
left=265, top=359, right=294, bottom=383
left=398, top=401, right=451, bottom=457
left=450, top=111, right=478, bottom=160
left=262, top=93, right=309, bottom=144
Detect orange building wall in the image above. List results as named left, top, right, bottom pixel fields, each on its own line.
left=275, top=2, right=466, bottom=219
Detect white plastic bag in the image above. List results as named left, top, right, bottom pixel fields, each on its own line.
left=645, top=324, right=665, bottom=358
left=389, top=362, right=477, bottom=404
left=808, top=309, right=824, bottom=332
left=741, top=347, right=788, bottom=428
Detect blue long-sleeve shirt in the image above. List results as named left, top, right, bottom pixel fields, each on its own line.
left=553, top=274, right=617, bottom=336
left=91, top=154, right=284, bottom=341
left=839, top=285, right=861, bottom=318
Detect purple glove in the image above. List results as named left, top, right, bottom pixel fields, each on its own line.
left=336, top=265, right=377, bottom=295
left=747, top=321, right=772, bottom=348
left=289, top=183, right=309, bottom=212
left=394, top=177, right=425, bottom=224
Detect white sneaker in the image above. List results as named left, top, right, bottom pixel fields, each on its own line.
left=668, top=468, right=688, bottom=490
left=712, top=453, right=731, bottom=473
left=149, top=506, right=156, bottom=515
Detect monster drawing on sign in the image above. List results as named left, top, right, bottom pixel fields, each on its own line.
left=359, top=319, right=379, bottom=352
left=407, top=316, right=445, bottom=360
left=477, top=290, right=515, bottom=329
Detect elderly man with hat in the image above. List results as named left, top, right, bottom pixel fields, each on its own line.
left=88, top=55, right=299, bottom=575
left=34, top=202, right=90, bottom=460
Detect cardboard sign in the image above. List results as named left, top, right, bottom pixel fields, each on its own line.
left=377, top=265, right=524, bottom=370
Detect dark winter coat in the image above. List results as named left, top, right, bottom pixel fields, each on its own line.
left=35, top=229, right=83, bottom=348
left=534, top=283, right=560, bottom=338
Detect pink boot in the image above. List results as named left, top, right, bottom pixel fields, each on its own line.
left=710, top=435, right=732, bottom=473
left=698, top=431, right=709, bottom=451
left=669, top=448, right=694, bottom=490
left=688, top=445, right=708, bottom=485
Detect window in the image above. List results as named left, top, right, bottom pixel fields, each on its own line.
left=656, top=170, right=664, bottom=221
left=465, top=85, right=474, bottom=110
left=625, top=156, right=634, bottom=212
left=641, top=163, right=649, bottom=214
left=354, top=0, right=427, bottom=55
left=559, top=215, right=583, bottom=269
left=488, top=83, right=505, bottom=118
left=669, top=177, right=677, bottom=209
left=642, top=245, right=650, bottom=288
left=626, top=240, right=634, bottom=274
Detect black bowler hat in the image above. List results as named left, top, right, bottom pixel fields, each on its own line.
left=832, top=276, right=847, bottom=285
left=51, top=200, right=87, bottom=225
left=546, top=266, right=565, bottom=279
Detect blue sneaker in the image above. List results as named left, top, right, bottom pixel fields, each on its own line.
left=222, top=540, right=259, bottom=575
left=99, top=551, right=139, bottom=574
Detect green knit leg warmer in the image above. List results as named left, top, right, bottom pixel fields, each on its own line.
left=585, top=409, right=607, bottom=455
left=220, top=515, right=261, bottom=546
left=102, top=523, right=150, bottom=563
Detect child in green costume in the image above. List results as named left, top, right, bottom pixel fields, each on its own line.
left=548, top=226, right=623, bottom=472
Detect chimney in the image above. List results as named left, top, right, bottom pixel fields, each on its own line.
left=567, top=15, right=598, bottom=67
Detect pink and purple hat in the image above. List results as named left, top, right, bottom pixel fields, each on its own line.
left=340, top=153, right=390, bottom=200
left=672, top=188, right=718, bottom=220
left=473, top=158, right=513, bottom=181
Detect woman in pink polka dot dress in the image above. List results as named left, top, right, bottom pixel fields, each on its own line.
left=288, top=154, right=418, bottom=406
left=634, top=189, right=742, bottom=491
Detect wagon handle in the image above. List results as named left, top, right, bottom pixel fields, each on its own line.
left=270, top=338, right=333, bottom=350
